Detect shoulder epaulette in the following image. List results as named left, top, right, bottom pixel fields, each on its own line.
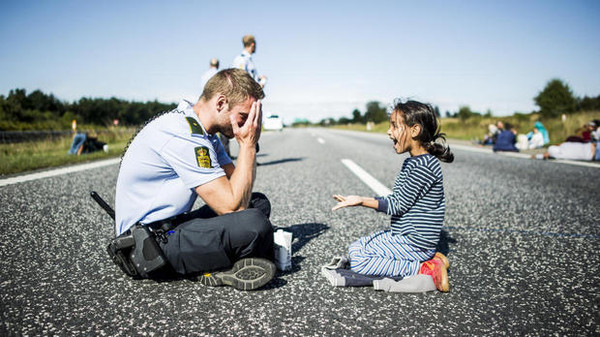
left=185, top=117, right=205, bottom=135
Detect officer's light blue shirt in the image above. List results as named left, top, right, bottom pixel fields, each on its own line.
left=114, top=100, right=232, bottom=236
left=232, top=50, right=258, bottom=81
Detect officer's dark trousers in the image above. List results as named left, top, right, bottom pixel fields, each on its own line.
left=159, top=192, right=274, bottom=275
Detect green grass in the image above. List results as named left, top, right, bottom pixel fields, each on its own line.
left=331, top=111, right=600, bottom=145
left=0, top=128, right=134, bottom=175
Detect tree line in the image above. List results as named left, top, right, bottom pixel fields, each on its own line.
left=3, top=78, right=598, bottom=131
left=0, top=89, right=176, bottom=131
left=317, top=101, right=442, bottom=126
left=451, top=79, right=599, bottom=122
left=322, top=78, right=599, bottom=126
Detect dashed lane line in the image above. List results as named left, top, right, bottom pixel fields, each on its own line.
left=340, top=159, right=392, bottom=196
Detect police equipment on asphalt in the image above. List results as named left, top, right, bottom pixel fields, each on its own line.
left=90, top=191, right=168, bottom=278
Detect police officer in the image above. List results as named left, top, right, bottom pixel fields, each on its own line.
left=199, top=58, right=219, bottom=91
left=233, top=34, right=267, bottom=88
left=115, top=68, right=275, bottom=290
left=231, top=34, right=268, bottom=161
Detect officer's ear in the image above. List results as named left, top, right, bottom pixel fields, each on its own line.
left=215, top=94, right=228, bottom=113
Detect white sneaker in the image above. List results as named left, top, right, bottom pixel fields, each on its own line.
left=320, top=267, right=346, bottom=287
left=322, top=256, right=349, bottom=270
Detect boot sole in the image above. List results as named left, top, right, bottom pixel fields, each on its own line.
left=434, top=252, right=450, bottom=269
left=433, top=263, right=450, bottom=292
left=201, top=258, right=276, bottom=291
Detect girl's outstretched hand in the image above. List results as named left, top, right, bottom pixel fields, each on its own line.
left=332, top=195, right=363, bottom=211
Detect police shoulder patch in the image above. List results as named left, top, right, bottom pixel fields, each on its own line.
left=186, top=117, right=204, bottom=135
left=194, top=146, right=212, bottom=168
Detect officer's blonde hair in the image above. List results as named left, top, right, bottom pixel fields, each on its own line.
left=201, top=68, right=264, bottom=108
left=242, top=34, right=255, bottom=47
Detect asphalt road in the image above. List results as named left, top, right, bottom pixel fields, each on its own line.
left=1, top=128, right=598, bottom=336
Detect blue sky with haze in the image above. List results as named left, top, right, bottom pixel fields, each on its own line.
left=1, top=1, right=599, bottom=123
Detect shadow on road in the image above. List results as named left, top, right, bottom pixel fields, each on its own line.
left=436, top=229, right=457, bottom=256
left=288, top=222, right=330, bottom=253
left=275, top=222, right=329, bottom=275
left=151, top=222, right=330, bottom=289
left=229, top=153, right=268, bottom=160
left=257, top=157, right=304, bottom=166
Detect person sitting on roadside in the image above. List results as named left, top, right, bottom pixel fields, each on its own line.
left=68, top=132, right=87, bottom=155
left=528, top=128, right=545, bottom=149
left=493, top=122, right=518, bottom=152
left=67, top=131, right=108, bottom=155
left=480, top=123, right=497, bottom=145
left=528, top=121, right=549, bottom=147
left=533, top=140, right=600, bottom=161
left=565, top=121, right=596, bottom=143
left=479, top=121, right=504, bottom=146
left=516, top=121, right=549, bottom=150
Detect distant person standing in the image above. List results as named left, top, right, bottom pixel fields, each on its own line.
left=233, top=34, right=267, bottom=88
left=200, top=58, right=219, bottom=92
left=230, top=35, right=267, bottom=158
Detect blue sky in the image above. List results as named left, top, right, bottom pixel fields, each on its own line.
left=1, top=1, right=599, bottom=123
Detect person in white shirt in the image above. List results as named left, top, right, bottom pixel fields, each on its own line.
left=230, top=35, right=268, bottom=158
left=200, top=58, right=219, bottom=91
left=232, top=34, right=267, bottom=88
left=528, top=128, right=545, bottom=149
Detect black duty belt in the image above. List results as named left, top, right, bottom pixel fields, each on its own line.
left=90, top=191, right=171, bottom=278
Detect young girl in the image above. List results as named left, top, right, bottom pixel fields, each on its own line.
left=332, top=99, right=454, bottom=292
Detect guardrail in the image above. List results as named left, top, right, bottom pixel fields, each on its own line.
left=0, top=130, right=73, bottom=144
left=0, top=129, right=135, bottom=144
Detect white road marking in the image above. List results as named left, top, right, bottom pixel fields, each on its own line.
left=317, top=137, right=325, bottom=144
left=0, top=158, right=121, bottom=187
left=341, top=159, right=392, bottom=196
left=550, top=159, right=600, bottom=168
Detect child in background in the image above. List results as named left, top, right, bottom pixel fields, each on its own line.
left=330, top=99, right=454, bottom=292
left=517, top=121, right=550, bottom=150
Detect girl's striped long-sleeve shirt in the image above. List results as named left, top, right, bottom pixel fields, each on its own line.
left=375, top=154, right=445, bottom=250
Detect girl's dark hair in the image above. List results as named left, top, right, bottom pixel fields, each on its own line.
left=393, top=99, right=454, bottom=163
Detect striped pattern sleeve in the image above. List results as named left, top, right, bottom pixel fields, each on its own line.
left=377, top=155, right=446, bottom=249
